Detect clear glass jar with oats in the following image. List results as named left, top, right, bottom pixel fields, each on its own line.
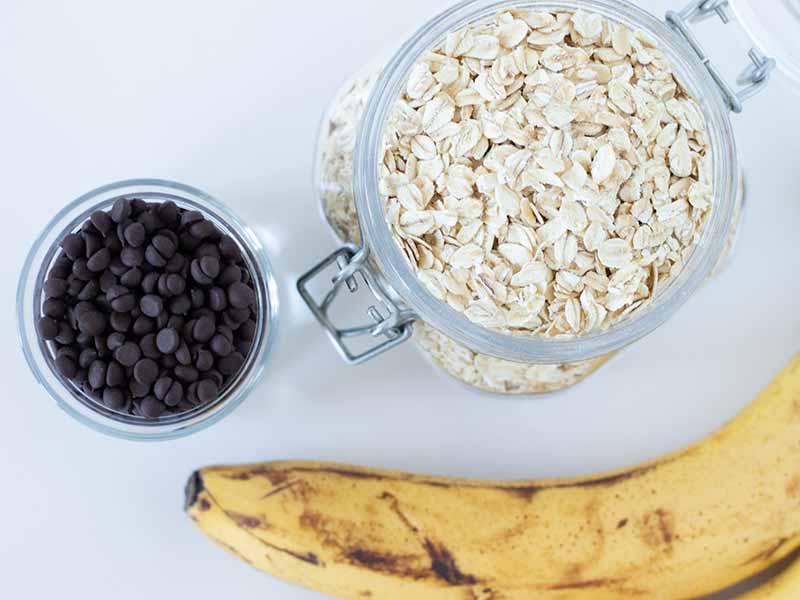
left=300, top=0, right=799, bottom=394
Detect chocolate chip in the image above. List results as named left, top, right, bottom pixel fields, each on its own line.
left=141, top=272, right=159, bottom=294
left=109, top=257, right=128, bottom=276
left=175, top=341, right=192, bottom=366
left=227, top=282, right=255, bottom=309
left=140, top=396, right=165, bottom=419
left=88, top=360, right=108, bottom=390
left=235, top=338, right=253, bottom=356
left=111, top=292, right=137, bottom=313
left=98, top=270, right=117, bottom=293
left=139, top=333, right=160, bottom=359
left=158, top=201, right=180, bottom=225
left=77, top=280, right=100, bottom=301
left=105, top=361, right=126, bottom=387
left=164, top=381, right=184, bottom=406
left=134, top=359, right=159, bottom=385
left=219, top=236, right=241, bottom=261
left=191, top=288, right=205, bottom=308
left=145, top=245, right=167, bottom=268
left=86, top=248, right=111, bottom=272
left=38, top=317, right=59, bottom=340
left=152, top=234, right=177, bottom=258
left=138, top=210, right=162, bottom=233
left=115, top=342, right=141, bottom=367
left=130, top=380, right=151, bottom=399
left=78, top=311, right=107, bottom=336
left=89, top=210, right=113, bottom=236
left=110, top=311, right=131, bottom=333
left=195, top=349, right=214, bottom=372
left=170, top=294, right=191, bottom=315
left=191, top=259, right=213, bottom=286
left=55, top=354, right=78, bottom=379
left=209, top=334, right=232, bottom=357
left=108, top=333, right=126, bottom=353
left=78, top=348, right=99, bottom=369
left=59, top=236, right=84, bottom=262
left=239, top=319, right=257, bottom=342
left=200, top=256, right=220, bottom=279
left=120, top=246, right=144, bottom=268
left=105, top=232, right=123, bottom=254
left=132, top=316, right=155, bottom=337
left=140, top=295, right=164, bottom=318
left=218, top=352, right=245, bottom=376
left=43, top=299, right=66, bottom=319
left=100, top=388, right=125, bottom=411
left=166, top=274, right=185, bottom=296
left=189, top=220, right=215, bottom=239
left=165, top=253, right=185, bottom=273
left=193, top=316, right=215, bottom=343
left=186, top=382, right=200, bottom=405
left=123, top=222, right=146, bottom=247
left=111, top=199, right=132, bottom=223
left=206, top=369, right=224, bottom=387
left=156, top=328, right=180, bottom=354
left=174, top=365, right=199, bottom=383
left=197, top=379, right=219, bottom=404
left=217, top=265, right=241, bottom=287
left=154, top=377, right=173, bottom=401
left=45, top=278, right=68, bottom=298
left=180, top=210, right=202, bottom=228
left=120, top=267, right=142, bottom=288
left=207, top=287, right=228, bottom=312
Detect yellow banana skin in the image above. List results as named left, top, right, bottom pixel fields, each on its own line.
left=186, top=355, right=800, bottom=600
left=738, top=555, right=800, bottom=599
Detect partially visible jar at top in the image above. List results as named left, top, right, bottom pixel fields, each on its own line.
left=306, top=0, right=752, bottom=394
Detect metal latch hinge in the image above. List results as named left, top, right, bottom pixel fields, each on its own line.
left=666, top=0, right=776, bottom=113
left=297, top=245, right=416, bottom=364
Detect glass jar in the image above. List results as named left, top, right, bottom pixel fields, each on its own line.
left=300, top=0, right=790, bottom=394
left=17, top=179, right=280, bottom=440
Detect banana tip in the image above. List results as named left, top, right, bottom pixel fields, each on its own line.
left=185, top=470, right=205, bottom=512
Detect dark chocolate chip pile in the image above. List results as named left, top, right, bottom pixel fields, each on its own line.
left=37, top=198, right=259, bottom=419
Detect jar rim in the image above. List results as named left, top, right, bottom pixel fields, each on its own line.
left=354, top=0, right=738, bottom=363
left=16, top=179, right=280, bottom=441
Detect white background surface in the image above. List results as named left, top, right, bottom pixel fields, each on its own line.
left=1, top=1, right=798, bottom=598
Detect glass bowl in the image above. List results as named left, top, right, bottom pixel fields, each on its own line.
left=17, top=179, right=279, bottom=441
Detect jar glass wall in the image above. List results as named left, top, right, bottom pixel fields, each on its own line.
left=310, top=0, right=742, bottom=394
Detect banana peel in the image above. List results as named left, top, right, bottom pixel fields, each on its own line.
left=185, top=354, right=800, bottom=599
left=737, top=554, right=800, bottom=599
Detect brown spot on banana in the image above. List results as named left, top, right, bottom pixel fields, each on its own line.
left=226, top=512, right=262, bottom=529
left=547, top=578, right=626, bottom=590
left=379, top=492, right=419, bottom=534
left=788, top=475, right=800, bottom=499
left=261, top=480, right=302, bottom=500
left=343, top=547, right=426, bottom=578
left=742, top=538, right=789, bottom=566
left=423, top=539, right=479, bottom=585
left=639, top=509, right=675, bottom=554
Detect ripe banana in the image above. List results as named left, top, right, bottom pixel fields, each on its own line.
left=738, top=555, right=800, bottom=599
left=186, top=355, right=800, bottom=600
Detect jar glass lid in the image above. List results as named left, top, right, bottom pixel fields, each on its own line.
left=729, top=0, right=800, bottom=91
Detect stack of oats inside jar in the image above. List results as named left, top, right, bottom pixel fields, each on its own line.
left=319, top=8, right=714, bottom=394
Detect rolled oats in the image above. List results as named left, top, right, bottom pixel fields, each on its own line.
left=381, top=9, right=713, bottom=338
left=317, top=9, right=727, bottom=394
